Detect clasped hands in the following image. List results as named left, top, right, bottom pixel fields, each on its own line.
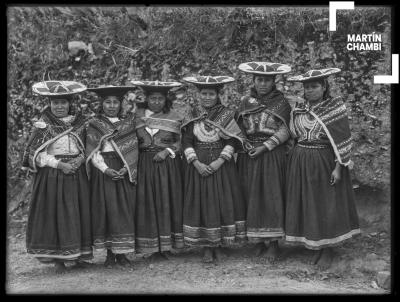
left=193, top=158, right=225, bottom=177
left=105, top=167, right=128, bottom=181
left=245, top=141, right=268, bottom=159
left=57, top=156, right=85, bottom=175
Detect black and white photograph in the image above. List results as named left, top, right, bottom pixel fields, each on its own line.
left=6, top=4, right=395, bottom=294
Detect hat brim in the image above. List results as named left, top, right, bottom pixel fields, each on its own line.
left=32, top=81, right=87, bottom=96
left=87, top=86, right=136, bottom=98
left=130, top=80, right=182, bottom=92
left=287, top=68, right=341, bottom=82
left=183, top=76, right=235, bottom=87
left=238, top=62, right=291, bottom=75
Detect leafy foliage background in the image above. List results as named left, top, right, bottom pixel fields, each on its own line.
left=7, top=6, right=391, bottom=213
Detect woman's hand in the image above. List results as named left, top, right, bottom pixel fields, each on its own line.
left=244, top=141, right=254, bottom=152
left=67, top=156, right=84, bottom=172
left=57, top=162, right=76, bottom=175
left=105, top=168, right=120, bottom=180
left=153, top=149, right=170, bottom=162
left=248, top=145, right=268, bottom=158
left=207, top=158, right=225, bottom=173
left=330, top=164, right=342, bottom=185
left=193, top=160, right=213, bottom=177
left=112, top=167, right=128, bottom=180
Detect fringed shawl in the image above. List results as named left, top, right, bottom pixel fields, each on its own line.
left=85, top=112, right=138, bottom=183
left=135, top=108, right=182, bottom=134
left=21, top=107, right=88, bottom=173
left=237, top=87, right=291, bottom=132
left=290, top=96, right=354, bottom=168
left=181, top=103, right=245, bottom=145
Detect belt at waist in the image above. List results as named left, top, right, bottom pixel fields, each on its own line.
left=194, top=141, right=225, bottom=149
left=54, top=154, right=81, bottom=162
left=246, top=134, right=272, bottom=143
left=297, top=141, right=330, bottom=149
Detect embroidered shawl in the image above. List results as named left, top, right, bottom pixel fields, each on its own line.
left=135, top=108, right=182, bottom=134
left=290, top=96, right=353, bottom=168
left=85, top=112, right=138, bottom=183
left=237, top=87, right=291, bottom=131
left=181, top=103, right=245, bottom=146
left=21, top=107, right=88, bottom=173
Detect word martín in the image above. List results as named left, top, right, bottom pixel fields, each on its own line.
left=347, top=33, right=382, bottom=51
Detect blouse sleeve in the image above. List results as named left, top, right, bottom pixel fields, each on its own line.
left=182, top=123, right=198, bottom=164
left=219, top=137, right=236, bottom=161
left=35, top=150, right=60, bottom=169
left=91, top=151, right=109, bottom=173
left=165, top=132, right=181, bottom=158
left=263, top=120, right=290, bottom=151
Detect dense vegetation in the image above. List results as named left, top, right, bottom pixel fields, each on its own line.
left=7, top=6, right=391, bottom=213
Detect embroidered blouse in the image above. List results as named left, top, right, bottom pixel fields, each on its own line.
left=292, top=109, right=330, bottom=144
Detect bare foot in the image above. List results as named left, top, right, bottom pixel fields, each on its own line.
left=316, top=248, right=334, bottom=270
left=148, top=252, right=168, bottom=262
left=264, top=241, right=280, bottom=263
left=160, top=251, right=173, bottom=260
left=104, top=250, right=116, bottom=268
left=253, top=242, right=267, bottom=257
left=73, top=260, right=94, bottom=269
left=116, top=254, right=132, bottom=267
left=213, top=247, right=227, bottom=262
left=202, top=247, right=214, bottom=263
left=54, top=261, right=67, bottom=274
left=311, top=250, right=322, bottom=265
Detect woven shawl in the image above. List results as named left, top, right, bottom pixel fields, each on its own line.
left=85, top=112, right=138, bottom=183
left=21, top=107, right=88, bottom=173
left=135, top=108, right=182, bottom=134
left=237, top=87, right=291, bottom=132
left=181, top=103, right=245, bottom=145
left=290, top=96, right=353, bottom=168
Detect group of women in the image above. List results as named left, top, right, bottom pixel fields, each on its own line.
left=22, top=61, right=361, bottom=274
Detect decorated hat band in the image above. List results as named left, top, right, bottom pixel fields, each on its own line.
left=130, top=80, right=182, bottom=94
left=287, top=68, right=341, bottom=82
left=182, top=76, right=235, bottom=89
left=238, top=62, right=291, bottom=75
left=32, top=81, right=87, bottom=97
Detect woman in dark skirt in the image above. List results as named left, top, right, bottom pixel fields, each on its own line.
left=130, top=80, right=184, bottom=260
left=85, top=85, right=139, bottom=268
left=285, top=68, right=360, bottom=269
left=22, top=81, right=93, bottom=273
left=181, top=76, right=247, bottom=263
left=236, top=62, right=292, bottom=261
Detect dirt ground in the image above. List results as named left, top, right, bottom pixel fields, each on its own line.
left=6, top=185, right=391, bottom=295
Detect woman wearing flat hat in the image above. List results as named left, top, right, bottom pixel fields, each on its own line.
left=285, top=68, right=360, bottom=269
left=22, top=81, right=93, bottom=273
left=236, top=62, right=292, bottom=262
left=85, top=85, right=138, bottom=268
left=181, top=76, right=246, bottom=263
left=130, top=80, right=184, bottom=260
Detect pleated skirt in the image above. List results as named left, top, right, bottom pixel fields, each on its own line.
left=285, top=144, right=361, bottom=250
left=237, top=144, right=287, bottom=243
left=90, top=152, right=136, bottom=254
left=26, top=156, right=93, bottom=263
left=135, top=150, right=184, bottom=254
left=183, top=144, right=246, bottom=247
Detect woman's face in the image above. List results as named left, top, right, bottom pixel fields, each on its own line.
left=304, top=81, right=325, bottom=103
left=102, top=96, right=121, bottom=117
left=199, top=88, right=218, bottom=108
left=147, top=92, right=166, bottom=113
left=254, top=75, right=274, bottom=96
left=50, top=98, right=70, bottom=118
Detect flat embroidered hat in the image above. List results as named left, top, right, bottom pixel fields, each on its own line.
left=182, top=75, right=235, bottom=89
left=238, top=62, right=291, bottom=75
left=32, top=81, right=87, bottom=97
left=130, top=80, right=182, bottom=94
left=287, top=68, right=341, bottom=82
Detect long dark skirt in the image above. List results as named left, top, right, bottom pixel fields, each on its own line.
left=135, top=150, right=184, bottom=254
left=183, top=144, right=246, bottom=247
left=26, top=156, right=93, bottom=263
left=90, top=152, right=136, bottom=254
left=237, top=144, right=287, bottom=243
left=285, top=144, right=361, bottom=250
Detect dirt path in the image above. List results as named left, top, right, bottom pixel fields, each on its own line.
left=6, top=233, right=389, bottom=294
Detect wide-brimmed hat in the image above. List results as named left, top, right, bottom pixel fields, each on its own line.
left=32, top=81, right=87, bottom=97
left=287, top=68, right=341, bottom=82
left=130, top=80, right=182, bottom=94
left=182, top=76, right=235, bottom=89
left=87, top=85, right=137, bottom=99
left=238, top=62, right=291, bottom=75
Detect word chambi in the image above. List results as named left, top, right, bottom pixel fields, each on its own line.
left=347, top=33, right=382, bottom=51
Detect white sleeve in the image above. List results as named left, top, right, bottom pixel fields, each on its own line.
left=91, top=151, right=109, bottom=173
left=35, top=150, right=60, bottom=168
